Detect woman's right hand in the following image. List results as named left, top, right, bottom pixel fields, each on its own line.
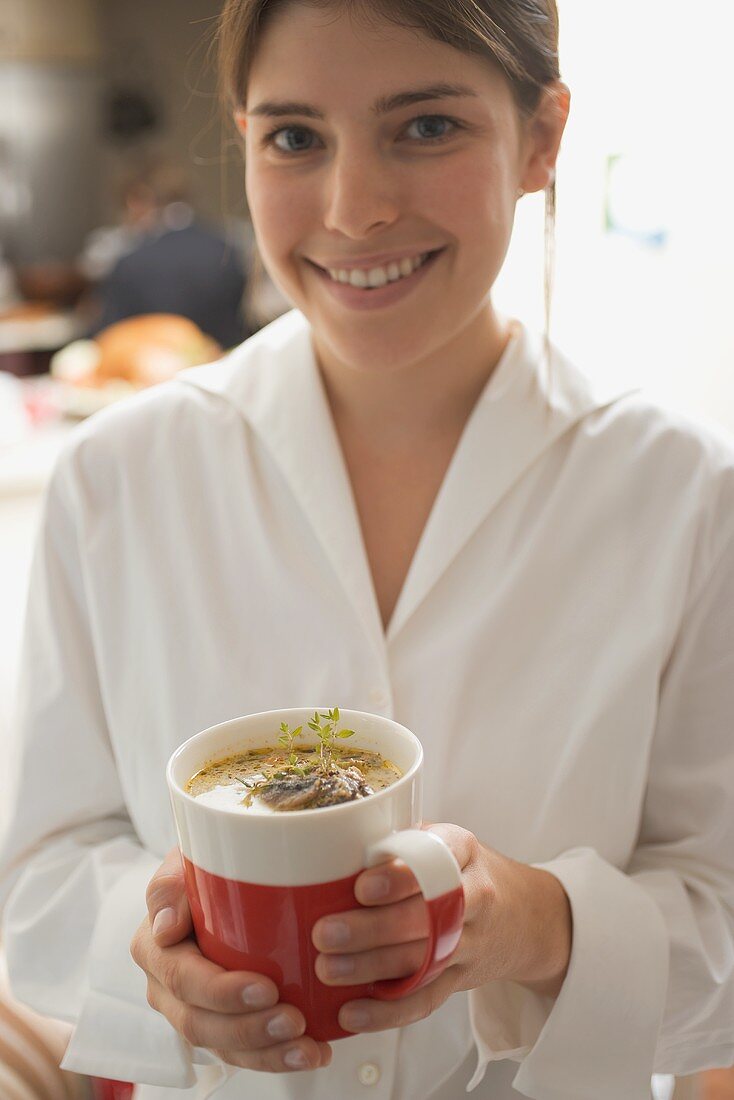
left=130, top=848, right=333, bottom=1073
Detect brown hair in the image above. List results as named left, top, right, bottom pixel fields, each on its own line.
left=217, top=0, right=561, bottom=382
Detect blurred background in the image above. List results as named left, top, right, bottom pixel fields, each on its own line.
left=0, top=1, right=732, bottom=1097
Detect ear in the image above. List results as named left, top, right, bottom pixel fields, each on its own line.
left=233, top=109, right=248, bottom=137
left=519, top=81, right=571, bottom=195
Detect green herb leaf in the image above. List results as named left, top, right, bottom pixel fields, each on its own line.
left=270, top=707, right=355, bottom=781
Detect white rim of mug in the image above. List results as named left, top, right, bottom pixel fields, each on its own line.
left=167, top=707, right=424, bottom=821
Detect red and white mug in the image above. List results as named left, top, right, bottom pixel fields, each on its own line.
left=166, top=708, right=465, bottom=1041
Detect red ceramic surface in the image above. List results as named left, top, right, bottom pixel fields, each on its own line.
left=90, top=1080, right=135, bottom=1100
left=184, top=856, right=464, bottom=1041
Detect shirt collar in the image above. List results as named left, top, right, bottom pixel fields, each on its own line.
left=180, top=309, right=639, bottom=647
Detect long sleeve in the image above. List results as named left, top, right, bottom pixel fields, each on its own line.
left=0, top=446, right=202, bottom=1087
left=467, top=498, right=734, bottom=1098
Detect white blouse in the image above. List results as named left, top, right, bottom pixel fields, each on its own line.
left=1, top=309, right=733, bottom=1100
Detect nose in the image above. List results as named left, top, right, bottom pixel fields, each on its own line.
left=322, top=146, right=400, bottom=239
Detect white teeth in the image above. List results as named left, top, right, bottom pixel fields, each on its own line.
left=367, top=267, right=388, bottom=288
left=325, top=252, right=430, bottom=289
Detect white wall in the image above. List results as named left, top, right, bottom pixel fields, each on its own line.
left=496, top=0, right=734, bottom=433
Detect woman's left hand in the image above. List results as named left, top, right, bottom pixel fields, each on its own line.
left=312, top=822, right=572, bottom=1035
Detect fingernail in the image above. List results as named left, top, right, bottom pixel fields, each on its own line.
left=340, top=1006, right=371, bottom=1030
left=325, top=955, right=355, bottom=978
left=359, top=874, right=390, bottom=902
left=320, top=920, right=350, bottom=948
left=152, top=908, right=176, bottom=937
left=267, top=1012, right=301, bottom=1040
left=284, top=1047, right=309, bottom=1069
left=242, top=982, right=275, bottom=1008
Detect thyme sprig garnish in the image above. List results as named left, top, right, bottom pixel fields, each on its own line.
left=277, top=721, right=305, bottom=771
left=307, top=707, right=355, bottom=774
left=234, top=709, right=355, bottom=806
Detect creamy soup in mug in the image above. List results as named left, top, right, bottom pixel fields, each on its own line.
left=187, top=744, right=403, bottom=814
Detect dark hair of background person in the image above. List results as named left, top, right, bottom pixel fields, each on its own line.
left=215, top=0, right=561, bottom=383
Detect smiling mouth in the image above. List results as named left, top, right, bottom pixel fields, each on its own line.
left=306, top=248, right=445, bottom=289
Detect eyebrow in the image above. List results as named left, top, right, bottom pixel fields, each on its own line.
left=247, top=82, right=479, bottom=119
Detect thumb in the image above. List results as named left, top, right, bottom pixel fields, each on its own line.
left=146, top=846, right=194, bottom=946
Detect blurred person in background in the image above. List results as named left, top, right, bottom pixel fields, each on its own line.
left=77, top=165, right=168, bottom=285
left=80, top=157, right=252, bottom=349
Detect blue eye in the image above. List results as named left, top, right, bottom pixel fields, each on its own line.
left=405, top=115, right=459, bottom=143
left=268, top=126, right=316, bottom=154
left=262, top=114, right=462, bottom=155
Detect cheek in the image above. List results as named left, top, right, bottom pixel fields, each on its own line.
left=245, top=163, right=314, bottom=267
left=417, top=154, right=513, bottom=263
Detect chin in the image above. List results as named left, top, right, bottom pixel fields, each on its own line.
left=318, top=317, right=439, bottom=374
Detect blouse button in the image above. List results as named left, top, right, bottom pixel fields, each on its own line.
left=357, top=1061, right=381, bottom=1086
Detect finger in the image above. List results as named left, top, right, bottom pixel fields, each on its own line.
left=215, top=1038, right=333, bottom=1073
left=427, top=825, right=498, bottom=927
left=147, top=975, right=307, bottom=1052
left=338, top=968, right=456, bottom=1034
left=133, top=931, right=280, bottom=1014
left=312, top=894, right=429, bottom=955
left=146, top=967, right=332, bottom=1073
left=354, top=826, right=474, bottom=909
left=315, top=938, right=427, bottom=986
left=146, top=847, right=193, bottom=946
left=422, top=823, right=474, bottom=871
left=354, top=859, right=421, bottom=907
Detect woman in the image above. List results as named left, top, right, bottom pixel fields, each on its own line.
left=1, top=1, right=733, bottom=1098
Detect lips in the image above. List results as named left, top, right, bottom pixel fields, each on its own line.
left=306, top=246, right=444, bottom=311
left=307, top=248, right=445, bottom=275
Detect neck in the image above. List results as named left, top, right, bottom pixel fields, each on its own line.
left=312, top=300, right=512, bottom=450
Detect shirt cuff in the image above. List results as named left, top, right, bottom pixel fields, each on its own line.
left=191, top=1048, right=241, bottom=1098
left=60, top=852, right=196, bottom=1087
left=466, top=847, right=669, bottom=1099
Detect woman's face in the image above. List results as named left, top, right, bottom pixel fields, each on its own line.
left=240, top=2, right=563, bottom=375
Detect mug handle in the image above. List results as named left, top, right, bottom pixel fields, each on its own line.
left=364, top=828, right=465, bottom=1000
